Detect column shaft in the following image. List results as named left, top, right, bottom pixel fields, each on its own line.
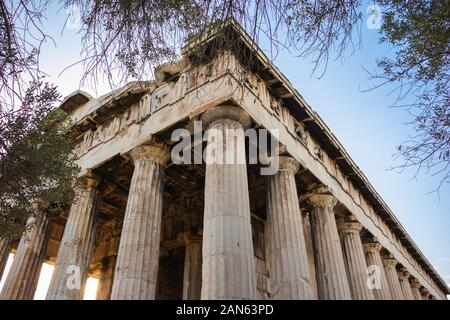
left=182, top=240, right=202, bottom=300
left=201, top=105, right=256, bottom=299
left=382, top=258, right=404, bottom=300
left=338, top=222, right=374, bottom=300
left=409, top=279, right=422, bottom=300
left=266, top=156, right=314, bottom=299
left=0, top=238, right=12, bottom=281
left=362, top=243, right=392, bottom=300
left=96, top=256, right=116, bottom=300
left=46, top=177, right=99, bottom=300
left=307, top=194, right=351, bottom=300
left=421, top=289, right=430, bottom=300
left=0, top=215, right=51, bottom=300
left=111, top=142, right=169, bottom=300
left=398, top=270, right=414, bottom=300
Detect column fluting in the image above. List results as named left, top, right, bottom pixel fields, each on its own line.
left=110, top=141, right=170, bottom=300
left=307, top=193, right=351, bottom=300
left=0, top=238, right=12, bottom=281
left=46, top=175, right=100, bottom=300
left=338, top=221, right=374, bottom=300
left=362, top=242, right=392, bottom=300
left=398, top=269, right=415, bottom=300
left=382, top=257, right=404, bottom=300
left=409, top=278, right=422, bottom=300
left=0, top=214, right=51, bottom=300
left=200, top=105, right=257, bottom=300
left=266, top=156, right=314, bottom=299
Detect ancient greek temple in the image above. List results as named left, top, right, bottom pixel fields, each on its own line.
left=0, top=20, right=448, bottom=300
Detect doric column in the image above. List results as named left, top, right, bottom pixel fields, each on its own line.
left=182, top=236, right=202, bottom=300
left=0, top=214, right=51, bottom=300
left=200, top=105, right=256, bottom=299
left=0, top=238, right=12, bottom=281
left=382, top=256, right=404, bottom=300
left=421, top=288, right=430, bottom=300
left=46, top=174, right=100, bottom=300
left=362, top=242, right=392, bottom=300
left=338, top=221, right=374, bottom=300
left=111, top=141, right=170, bottom=300
left=266, top=156, right=314, bottom=299
left=96, top=255, right=117, bottom=300
left=306, top=192, right=351, bottom=300
left=409, top=279, right=422, bottom=300
left=398, top=269, right=414, bottom=300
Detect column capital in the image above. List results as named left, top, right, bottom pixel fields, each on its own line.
left=382, top=257, right=398, bottom=268
left=129, top=139, right=170, bottom=165
left=338, top=221, right=363, bottom=233
left=421, top=288, right=430, bottom=299
left=398, top=267, right=410, bottom=279
left=200, top=104, right=251, bottom=130
left=275, top=156, right=300, bottom=173
left=179, top=232, right=202, bottom=244
left=362, top=242, right=382, bottom=253
left=398, top=270, right=410, bottom=280
left=76, top=170, right=100, bottom=190
left=31, top=198, right=50, bottom=210
left=410, top=278, right=421, bottom=289
left=306, top=193, right=337, bottom=208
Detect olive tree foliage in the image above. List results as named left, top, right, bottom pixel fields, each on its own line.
left=0, top=1, right=79, bottom=238
left=374, top=0, right=449, bottom=190
left=0, top=81, right=79, bottom=239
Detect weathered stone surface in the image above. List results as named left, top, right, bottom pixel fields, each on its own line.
left=266, top=156, right=314, bottom=299
left=307, top=193, right=351, bottom=300
left=382, top=257, right=404, bottom=300
left=182, top=237, right=202, bottom=300
left=0, top=215, right=51, bottom=300
left=362, top=242, right=392, bottom=300
left=200, top=105, right=257, bottom=300
left=46, top=176, right=100, bottom=300
left=96, top=256, right=117, bottom=300
left=338, top=222, right=374, bottom=300
left=111, top=142, right=170, bottom=300
left=0, top=238, right=12, bottom=281
left=398, top=269, right=414, bottom=300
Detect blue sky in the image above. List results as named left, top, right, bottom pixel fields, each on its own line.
left=3, top=2, right=448, bottom=296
